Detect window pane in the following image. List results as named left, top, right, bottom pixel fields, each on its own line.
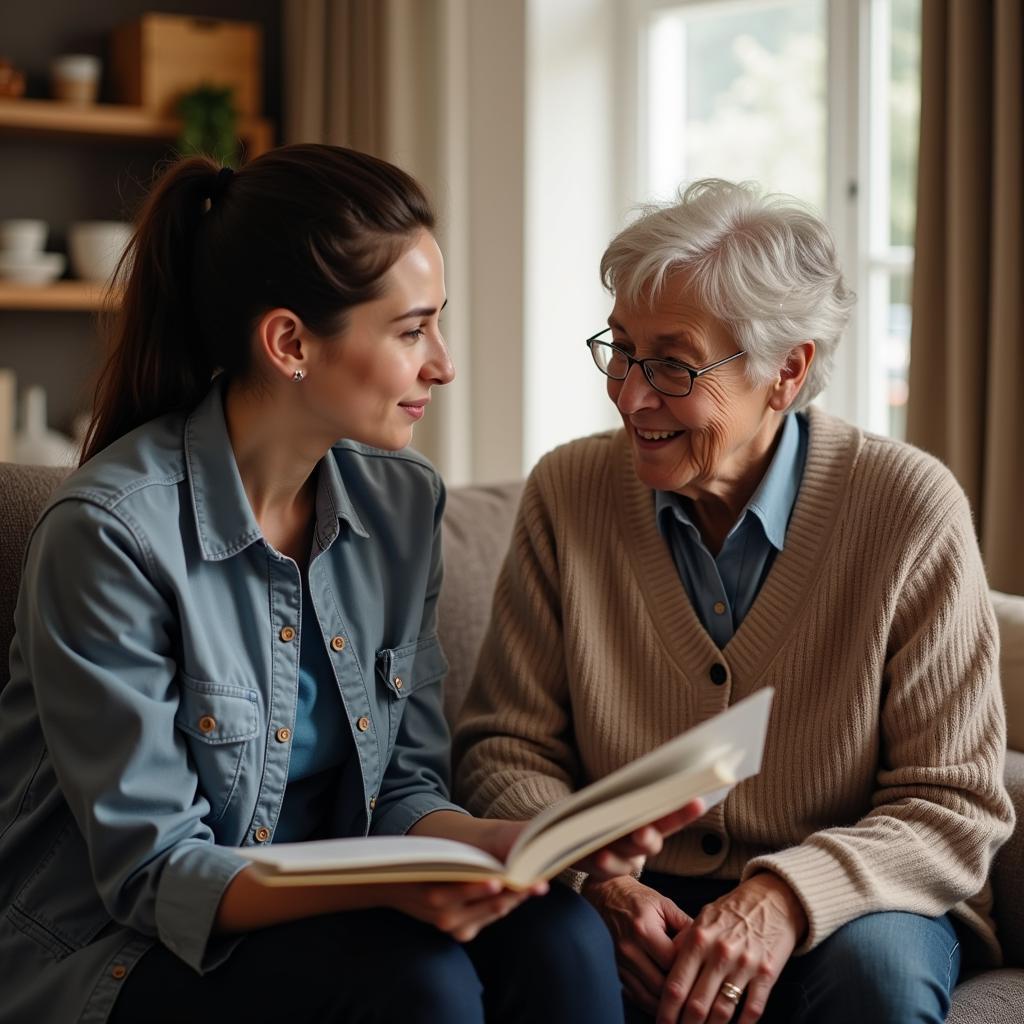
left=889, top=0, right=921, bottom=247
left=886, top=270, right=912, bottom=438
left=645, top=0, right=827, bottom=210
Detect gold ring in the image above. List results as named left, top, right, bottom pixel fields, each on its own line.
left=719, top=981, right=743, bottom=1003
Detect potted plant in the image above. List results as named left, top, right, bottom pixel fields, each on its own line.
left=176, top=84, right=239, bottom=166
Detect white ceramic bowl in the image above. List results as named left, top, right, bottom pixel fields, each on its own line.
left=68, top=221, right=133, bottom=283
left=0, top=219, right=47, bottom=255
left=0, top=251, right=66, bottom=285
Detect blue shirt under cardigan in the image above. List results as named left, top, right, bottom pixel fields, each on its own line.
left=656, top=412, right=807, bottom=648
left=0, top=379, right=463, bottom=1024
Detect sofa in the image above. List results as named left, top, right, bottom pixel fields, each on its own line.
left=2, top=463, right=1023, bottom=1022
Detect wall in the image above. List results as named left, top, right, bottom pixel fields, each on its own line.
left=0, top=0, right=282, bottom=435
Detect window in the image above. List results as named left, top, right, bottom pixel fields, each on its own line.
left=629, top=0, right=921, bottom=437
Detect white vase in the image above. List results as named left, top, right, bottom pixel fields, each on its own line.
left=13, top=386, right=78, bottom=467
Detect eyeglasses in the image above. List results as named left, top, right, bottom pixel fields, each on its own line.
left=585, top=328, right=747, bottom=398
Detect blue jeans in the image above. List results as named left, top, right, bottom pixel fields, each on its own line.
left=110, top=883, right=624, bottom=1023
left=632, top=872, right=961, bottom=1024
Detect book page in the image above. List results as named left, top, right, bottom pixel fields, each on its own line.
left=239, top=834, right=504, bottom=876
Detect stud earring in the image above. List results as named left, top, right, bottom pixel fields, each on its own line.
left=292, top=369, right=306, bottom=382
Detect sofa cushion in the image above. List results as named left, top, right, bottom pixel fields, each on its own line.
left=437, top=481, right=523, bottom=726
left=992, top=591, right=1024, bottom=752
left=0, top=463, right=69, bottom=690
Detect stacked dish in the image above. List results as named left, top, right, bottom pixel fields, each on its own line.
left=0, top=220, right=65, bottom=286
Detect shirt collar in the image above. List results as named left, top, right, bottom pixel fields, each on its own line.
left=184, top=379, right=368, bottom=561
left=655, top=412, right=803, bottom=553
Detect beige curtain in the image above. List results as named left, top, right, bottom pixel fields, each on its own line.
left=280, top=0, right=527, bottom=486
left=907, top=0, right=1024, bottom=594
left=282, top=0, right=389, bottom=152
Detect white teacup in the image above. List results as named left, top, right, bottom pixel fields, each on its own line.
left=0, top=219, right=47, bottom=255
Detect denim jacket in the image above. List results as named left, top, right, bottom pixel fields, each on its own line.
left=0, top=382, right=462, bottom=1023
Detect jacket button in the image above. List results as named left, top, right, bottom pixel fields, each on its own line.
left=111, top=964, right=127, bottom=980
left=331, top=635, right=346, bottom=652
left=369, top=797, right=376, bottom=810
left=254, top=827, right=271, bottom=843
left=713, top=601, right=727, bottom=615
left=394, top=676, right=404, bottom=690
left=198, top=715, right=216, bottom=734
left=709, top=663, right=728, bottom=685
left=279, top=626, right=296, bottom=642
left=275, top=727, right=291, bottom=743
left=356, top=716, right=370, bottom=732
left=701, top=832, right=723, bottom=856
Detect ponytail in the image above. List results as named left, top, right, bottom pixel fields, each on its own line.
left=81, top=156, right=224, bottom=464
left=81, top=145, right=434, bottom=464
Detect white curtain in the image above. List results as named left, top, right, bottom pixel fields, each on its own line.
left=282, top=0, right=527, bottom=485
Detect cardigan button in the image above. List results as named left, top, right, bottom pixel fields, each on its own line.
left=709, top=663, right=728, bottom=685
left=701, top=832, right=724, bottom=856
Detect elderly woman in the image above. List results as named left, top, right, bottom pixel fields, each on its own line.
left=454, top=179, right=1015, bottom=1024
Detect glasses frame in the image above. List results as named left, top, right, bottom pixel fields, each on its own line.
left=585, top=327, right=747, bottom=397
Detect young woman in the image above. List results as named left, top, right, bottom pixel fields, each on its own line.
left=0, top=145, right=700, bottom=1024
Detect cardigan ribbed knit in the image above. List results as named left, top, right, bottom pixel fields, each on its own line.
left=453, top=407, right=1015, bottom=964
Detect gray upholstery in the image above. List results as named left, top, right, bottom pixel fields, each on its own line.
left=1, top=462, right=1021, bottom=1018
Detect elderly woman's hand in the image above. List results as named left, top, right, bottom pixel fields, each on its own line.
left=657, top=872, right=807, bottom=1024
left=583, top=875, right=693, bottom=1014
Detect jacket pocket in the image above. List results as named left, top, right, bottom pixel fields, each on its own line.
left=375, top=636, right=449, bottom=751
left=173, top=674, right=260, bottom=822
left=12, top=821, right=111, bottom=960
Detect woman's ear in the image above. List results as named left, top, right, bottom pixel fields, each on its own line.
left=255, top=308, right=308, bottom=383
left=769, top=341, right=815, bottom=411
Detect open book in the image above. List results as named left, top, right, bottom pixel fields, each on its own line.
left=240, top=688, right=773, bottom=890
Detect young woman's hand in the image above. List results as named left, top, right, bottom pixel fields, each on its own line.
left=573, top=800, right=705, bottom=881
left=378, top=876, right=546, bottom=942
left=582, top=874, right=692, bottom=1014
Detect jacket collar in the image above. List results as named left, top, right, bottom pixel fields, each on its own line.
left=184, top=380, right=368, bottom=562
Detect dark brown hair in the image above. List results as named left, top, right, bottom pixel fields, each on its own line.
left=81, top=144, right=435, bottom=463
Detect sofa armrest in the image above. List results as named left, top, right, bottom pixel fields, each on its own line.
left=992, top=749, right=1024, bottom=966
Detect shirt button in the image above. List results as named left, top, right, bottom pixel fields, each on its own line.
left=709, top=662, right=728, bottom=685
left=331, top=635, right=346, bottom=652
left=254, top=827, right=271, bottom=843
left=111, top=964, right=127, bottom=980
left=393, top=676, right=404, bottom=690
left=275, top=727, right=291, bottom=743
left=713, top=601, right=727, bottom=615
left=701, top=832, right=724, bottom=856
left=279, top=626, right=296, bottom=643
left=356, top=716, right=370, bottom=732
left=198, top=715, right=216, bottom=734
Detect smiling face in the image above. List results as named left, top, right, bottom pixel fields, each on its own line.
left=606, top=272, right=782, bottom=502
left=302, top=229, right=453, bottom=450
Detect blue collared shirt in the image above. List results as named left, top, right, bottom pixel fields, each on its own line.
left=0, top=380, right=462, bottom=1023
left=656, top=412, right=807, bottom=648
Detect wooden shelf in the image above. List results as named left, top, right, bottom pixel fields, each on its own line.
left=0, top=280, right=112, bottom=311
left=0, top=97, right=273, bottom=156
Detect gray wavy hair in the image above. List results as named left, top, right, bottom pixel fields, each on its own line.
left=599, top=179, right=855, bottom=410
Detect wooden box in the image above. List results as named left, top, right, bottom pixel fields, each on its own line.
left=110, top=14, right=263, bottom=116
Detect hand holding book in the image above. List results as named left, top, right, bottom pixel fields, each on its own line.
left=239, top=690, right=774, bottom=891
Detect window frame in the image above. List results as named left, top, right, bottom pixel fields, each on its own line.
left=619, top=0, right=917, bottom=435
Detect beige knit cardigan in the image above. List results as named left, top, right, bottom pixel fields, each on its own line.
left=453, top=408, right=1015, bottom=964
